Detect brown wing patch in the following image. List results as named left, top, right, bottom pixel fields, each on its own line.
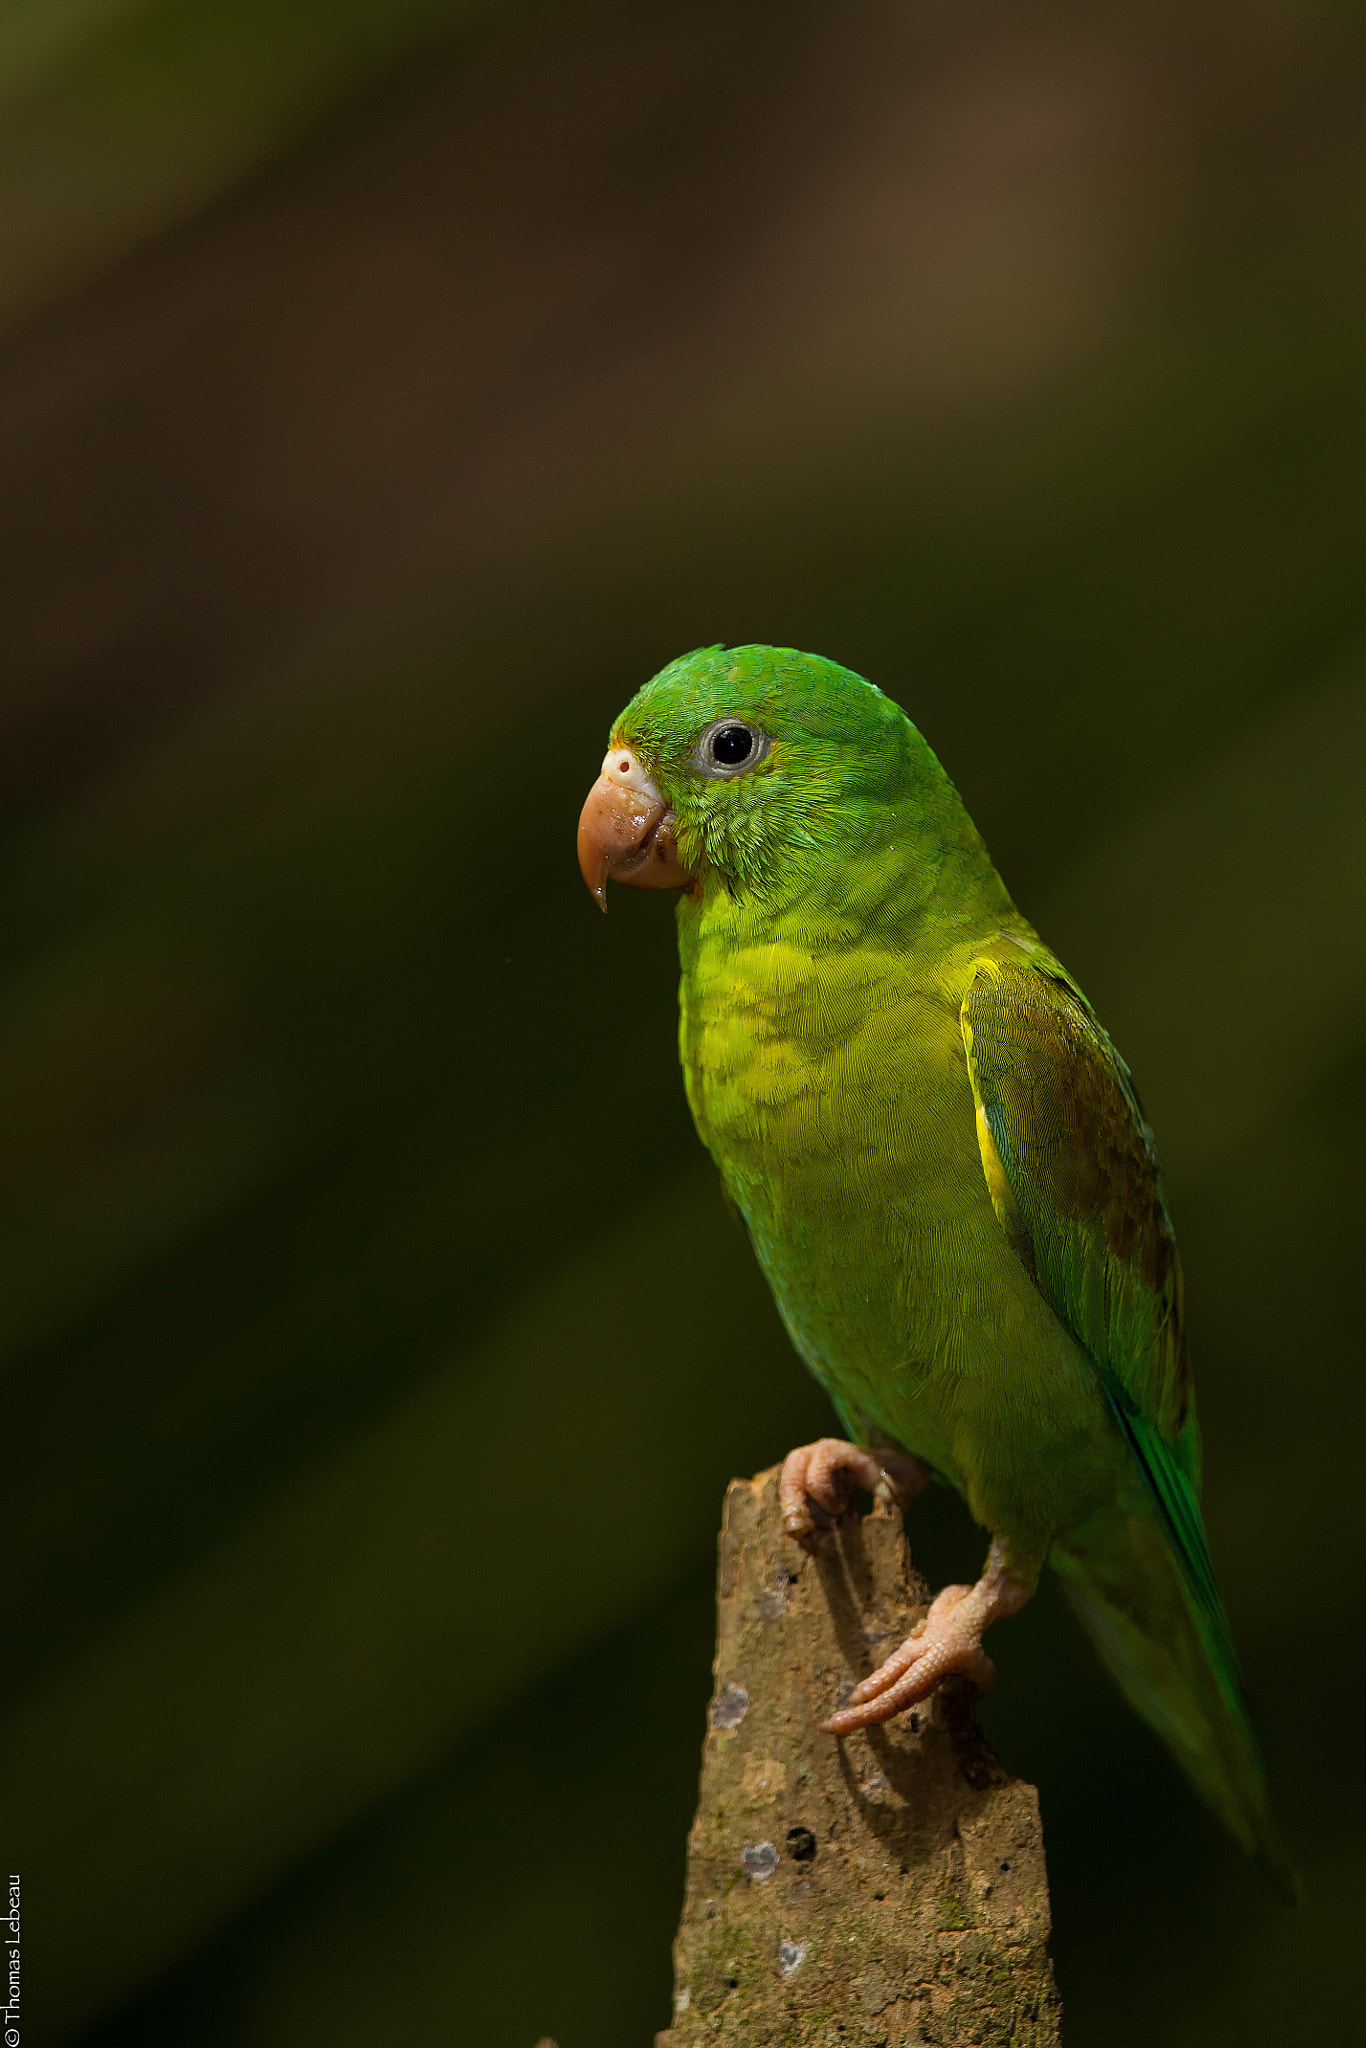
left=964, top=962, right=1189, bottom=1436
left=993, top=982, right=1175, bottom=1289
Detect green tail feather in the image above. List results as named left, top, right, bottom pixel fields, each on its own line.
left=1051, top=1449, right=1299, bottom=1902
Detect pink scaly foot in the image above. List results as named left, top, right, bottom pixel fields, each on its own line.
left=779, top=1437, right=931, bottom=1547
left=820, top=1535, right=1034, bottom=1734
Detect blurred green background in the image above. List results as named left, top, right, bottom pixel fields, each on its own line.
left=1, top=1, right=1364, bottom=2042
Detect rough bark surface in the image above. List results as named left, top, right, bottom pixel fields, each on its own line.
left=657, top=1467, right=1060, bottom=2048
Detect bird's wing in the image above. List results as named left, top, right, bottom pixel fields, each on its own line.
left=960, top=948, right=1224, bottom=1627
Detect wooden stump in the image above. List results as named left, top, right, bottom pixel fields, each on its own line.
left=657, top=1467, right=1061, bottom=2047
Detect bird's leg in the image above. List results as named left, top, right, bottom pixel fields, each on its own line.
left=820, top=1533, right=1036, bottom=1735
left=779, top=1436, right=931, bottom=1546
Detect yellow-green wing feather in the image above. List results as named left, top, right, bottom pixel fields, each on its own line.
left=961, top=954, right=1188, bottom=1441
left=961, top=953, right=1294, bottom=1892
left=960, top=956, right=1217, bottom=1591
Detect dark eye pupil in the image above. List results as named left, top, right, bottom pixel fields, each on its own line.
left=712, top=723, right=754, bottom=766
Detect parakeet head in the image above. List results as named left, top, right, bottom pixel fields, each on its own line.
left=577, top=643, right=971, bottom=917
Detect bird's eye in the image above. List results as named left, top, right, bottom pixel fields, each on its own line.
left=696, top=718, right=770, bottom=779
left=711, top=724, right=754, bottom=765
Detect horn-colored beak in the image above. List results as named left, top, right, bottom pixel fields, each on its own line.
left=577, top=745, right=695, bottom=911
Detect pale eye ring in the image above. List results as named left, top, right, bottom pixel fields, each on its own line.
left=696, top=718, right=771, bottom=779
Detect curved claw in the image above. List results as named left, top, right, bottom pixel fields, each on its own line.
left=779, top=1437, right=930, bottom=1545
left=818, top=1534, right=1034, bottom=1736
left=821, top=1585, right=997, bottom=1734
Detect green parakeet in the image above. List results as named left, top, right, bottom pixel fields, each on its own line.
left=577, top=643, right=1290, bottom=1893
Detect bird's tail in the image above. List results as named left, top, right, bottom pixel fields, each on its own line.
left=1050, top=1500, right=1298, bottom=1901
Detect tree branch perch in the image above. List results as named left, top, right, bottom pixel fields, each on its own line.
left=657, top=1466, right=1061, bottom=2046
